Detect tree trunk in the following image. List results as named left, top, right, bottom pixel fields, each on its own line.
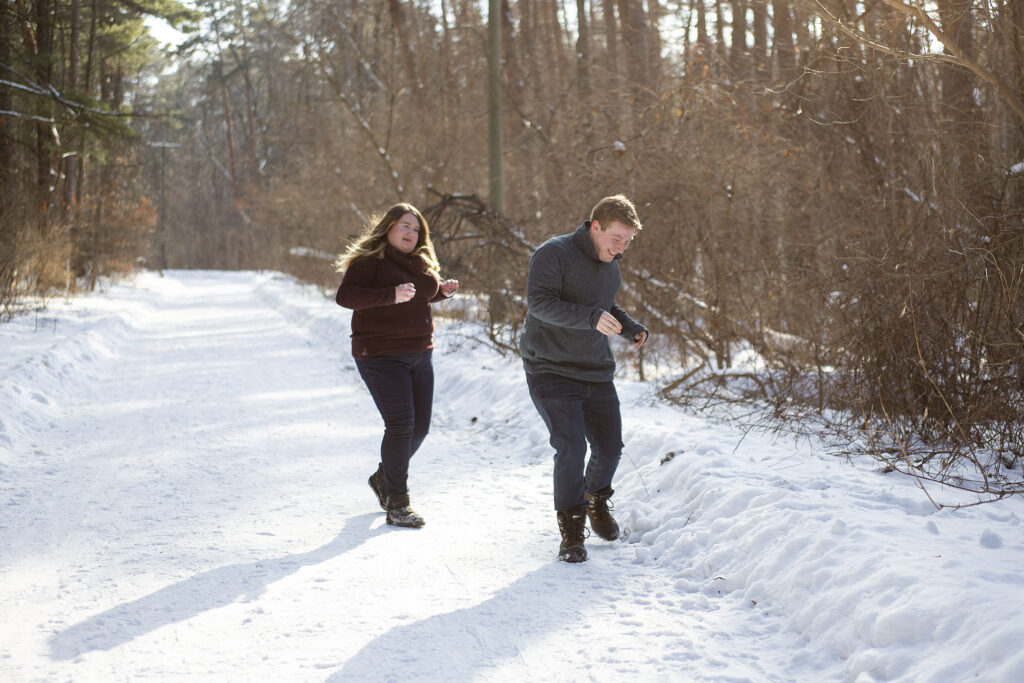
left=32, top=0, right=55, bottom=204
left=714, top=0, right=727, bottom=66
left=936, top=0, right=978, bottom=127
left=935, top=0, right=983, bottom=210
left=603, top=0, right=618, bottom=82
left=751, top=0, right=767, bottom=77
left=618, top=0, right=649, bottom=107
left=543, top=0, right=565, bottom=91
left=520, top=0, right=542, bottom=104
left=64, top=0, right=80, bottom=217
left=771, top=0, right=795, bottom=84
left=693, top=0, right=710, bottom=73
left=730, top=0, right=748, bottom=77
left=792, top=0, right=810, bottom=71
left=488, top=0, right=504, bottom=212
left=576, top=0, right=592, bottom=134
left=229, top=39, right=261, bottom=185
left=74, top=0, right=99, bottom=209
left=646, top=0, right=663, bottom=88
left=439, top=0, right=452, bottom=148
left=502, top=0, right=523, bottom=106
left=388, top=0, right=421, bottom=93
left=0, top=0, right=13, bottom=205
left=1011, top=0, right=1024, bottom=207
left=221, top=77, right=238, bottom=195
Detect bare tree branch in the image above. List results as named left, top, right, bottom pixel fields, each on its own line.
left=811, top=0, right=1024, bottom=124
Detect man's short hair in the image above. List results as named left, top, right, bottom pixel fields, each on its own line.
left=590, top=195, right=642, bottom=231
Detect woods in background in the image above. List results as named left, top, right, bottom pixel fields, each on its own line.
left=2, top=0, right=1023, bottom=498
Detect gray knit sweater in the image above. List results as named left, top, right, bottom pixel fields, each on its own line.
left=519, top=222, right=648, bottom=382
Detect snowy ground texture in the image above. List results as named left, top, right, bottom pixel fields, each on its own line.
left=2, top=270, right=1024, bottom=682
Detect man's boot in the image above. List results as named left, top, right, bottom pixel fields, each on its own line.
left=585, top=487, right=619, bottom=541
left=368, top=464, right=387, bottom=511
left=556, top=505, right=589, bottom=562
left=386, top=493, right=425, bottom=528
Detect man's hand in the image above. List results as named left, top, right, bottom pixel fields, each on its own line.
left=595, top=311, right=623, bottom=336
left=632, top=330, right=648, bottom=349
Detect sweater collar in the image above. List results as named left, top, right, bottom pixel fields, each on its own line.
left=385, top=245, right=426, bottom=274
left=572, top=221, right=602, bottom=263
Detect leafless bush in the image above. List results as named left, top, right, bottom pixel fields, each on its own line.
left=422, top=192, right=532, bottom=354
left=0, top=196, right=71, bottom=322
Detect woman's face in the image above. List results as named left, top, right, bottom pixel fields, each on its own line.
left=386, top=212, right=421, bottom=253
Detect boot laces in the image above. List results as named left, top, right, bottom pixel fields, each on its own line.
left=589, top=495, right=614, bottom=523
left=560, top=511, right=589, bottom=544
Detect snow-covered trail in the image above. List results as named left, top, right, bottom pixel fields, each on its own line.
left=0, top=271, right=779, bottom=681
left=4, top=270, right=1024, bottom=683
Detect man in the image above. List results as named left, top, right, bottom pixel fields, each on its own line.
left=519, top=195, right=649, bottom=563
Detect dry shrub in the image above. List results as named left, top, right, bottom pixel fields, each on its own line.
left=422, top=192, right=532, bottom=353
left=0, top=197, right=72, bottom=321
left=73, top=159, right=159, bottom=288
left=603, top=75, right=1024, bottom=500
left=833, top=213, right=1024, bottom=496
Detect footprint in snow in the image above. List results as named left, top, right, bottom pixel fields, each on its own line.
left=979, top=529, right=1003, bottom=549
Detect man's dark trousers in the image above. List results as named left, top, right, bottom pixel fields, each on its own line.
left=526, top=371, right=623, bottom=511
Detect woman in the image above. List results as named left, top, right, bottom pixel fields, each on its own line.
left=335, top=203, right=458, bottom=527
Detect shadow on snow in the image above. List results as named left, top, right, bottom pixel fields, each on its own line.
left=48, top=512, right=385, bottom=660
left=330, top=559, right=613, bottom=681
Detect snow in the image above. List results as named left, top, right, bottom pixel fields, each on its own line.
left=2, top=270, right=1023, bottom=682
left=288, top=246, right=334, bottom=261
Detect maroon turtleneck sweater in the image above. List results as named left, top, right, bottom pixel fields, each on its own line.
left=335, top=246, right=448, bottom=359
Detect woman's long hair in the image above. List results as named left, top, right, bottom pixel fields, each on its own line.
left=334, top=203, right=440, bottom=274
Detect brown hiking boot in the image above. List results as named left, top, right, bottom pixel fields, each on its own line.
left=585, top=487, right=619, bottom=541
left=386, top=493, right=425, bottom=528
left=368, top=464, right=387, bottom=511
left=556, top=505, right=589, bottom=562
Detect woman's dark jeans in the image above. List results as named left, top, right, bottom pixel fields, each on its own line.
left=526, top=372, right=623, bottom=511
left=355, top=351, right=434, bottom=496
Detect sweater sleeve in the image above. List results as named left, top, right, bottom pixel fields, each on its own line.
left=526, top=244, right=603, bottom=330
left=428, top=283, right=451, bottom=304
left=611, top=303, right=648, bottom=340
left=335, top=258, right=396, bottom=310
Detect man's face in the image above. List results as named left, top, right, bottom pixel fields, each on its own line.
left=590, top=220, right=637, bottom=262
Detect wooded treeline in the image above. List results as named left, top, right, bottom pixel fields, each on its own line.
left=3, top=0, right=1023, bottom=499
